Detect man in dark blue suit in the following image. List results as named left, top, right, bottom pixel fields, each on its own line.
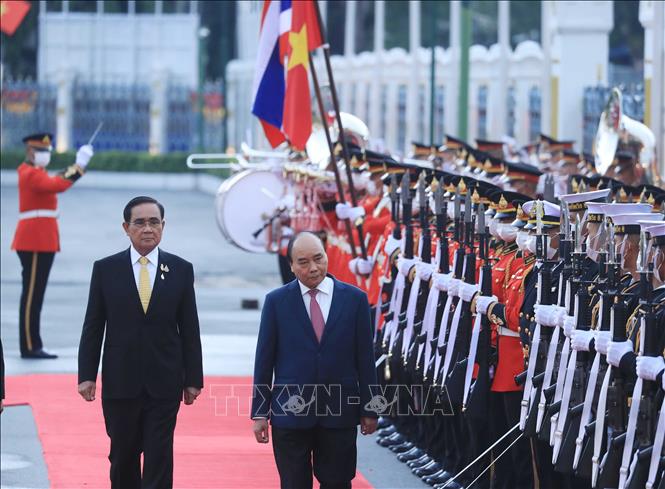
left=251, top=232, right=379, bottom=489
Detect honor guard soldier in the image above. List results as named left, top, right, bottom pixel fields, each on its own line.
left=11, top=133, right=94, bottom=358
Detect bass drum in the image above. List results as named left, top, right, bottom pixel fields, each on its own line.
left=215, top=169, right=285, bottom=253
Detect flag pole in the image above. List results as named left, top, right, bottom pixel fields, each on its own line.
left=308, top=52, right=358, bottom=258
left=311, top=0, right=368, bottom=260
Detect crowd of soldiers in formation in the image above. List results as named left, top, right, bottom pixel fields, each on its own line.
left=296, top=133, right=665, bottom=489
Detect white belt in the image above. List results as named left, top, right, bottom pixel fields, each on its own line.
left=498, top=326, right=520, bottom=338
left=19, top=209, right=59, bottom=220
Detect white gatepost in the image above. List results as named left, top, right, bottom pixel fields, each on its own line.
left=406, top=1, right=421, bottom=147
left=547, top=1, right=613, bottom=146
left=495, top=0, right=510, bottom=139
left=55, top=69, right=74, bottom=153
left=639, top=0, right=665, bottom=182
left=446, top=1, right=461, bottom=137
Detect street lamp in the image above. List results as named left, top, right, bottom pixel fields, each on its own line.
left=198, top=26, right=210, bottom=152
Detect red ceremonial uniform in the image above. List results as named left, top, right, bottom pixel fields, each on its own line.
left=11, top=162, right=74, bottom=252
left=489, top=253, right=534, bottom=392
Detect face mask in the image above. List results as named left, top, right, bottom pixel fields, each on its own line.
left=33, top=151, right=51, bottom=167
left=516, top=230, right=530, bottom=252
left=617, top=238, right=627, bottom=270
left=488, top=218, right=499, bottom=238
left=497, top=223, right=517, bottom=242
left=447, top=204, right=456, bottom=220
left=526, top=235, right=537, bottom=255
left=547, top=241, right=558, bottom=259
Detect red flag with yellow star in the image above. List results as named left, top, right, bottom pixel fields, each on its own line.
left=282, top=0, right=322, bottom=150
left=1, top=0, right=31, bottom=36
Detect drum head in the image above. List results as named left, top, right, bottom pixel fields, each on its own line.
left=215, top=169, right=285, bottom=253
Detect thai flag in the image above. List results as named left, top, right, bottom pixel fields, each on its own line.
left=251, top=0, right=287, bottom=147
left=279, top=1, right=292, bottom=61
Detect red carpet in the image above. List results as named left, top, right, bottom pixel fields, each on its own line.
left=5, top=375, right=374, bottom=488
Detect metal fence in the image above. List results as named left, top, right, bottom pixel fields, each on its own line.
left=582, top=84, right=644, bottom=153
left=1, top=77, right=225, bottom=153
left=1, top=79, right=57, bottom=149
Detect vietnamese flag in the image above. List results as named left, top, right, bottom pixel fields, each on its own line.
left=282, top=0, right=323, bottom=150
left=1, top=0, right=31, bottom=36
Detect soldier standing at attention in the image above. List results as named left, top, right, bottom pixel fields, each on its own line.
left=11, top=133, right=93, bottom=359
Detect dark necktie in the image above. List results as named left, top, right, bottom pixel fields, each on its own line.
left=307, top=289, right=325, bottom=342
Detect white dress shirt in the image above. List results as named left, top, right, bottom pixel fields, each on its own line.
left=298, top=276, right=334, bottom=324
left=130, top=246, right=159, bottom=290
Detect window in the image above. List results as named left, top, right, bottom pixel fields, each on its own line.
left=355, top=1, right=374, bottom=53
left=435, top=85, right=445, bottom=144
left=477, top=85, right=488, bottom=140
left=418, top=85, right=426, bottom=143
left=397, top=85, right=407, bottom=152
left=327, top=1, right=346, bottom=55
left=528, top=86, right=541, bottom=143
left=136, top=1, right=156, bottom=14
left=507, top=86, right=516, bottom=137
left=46, top=1, right=63, bottom=12
left=380, top=85, right=388, bottom=138
left=104, top=1, right=129, bottom=13
left=385, top=1, right=409, bottom=50
left=162, top=1, right=190, bottom=14
left=421, top=1, right=449, bottom=48
left=69, top=1, right=97, bottom=12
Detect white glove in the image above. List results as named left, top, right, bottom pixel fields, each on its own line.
left=76, top=144, right=94, bottom=168
left=534, top=304, right=566, bottom=328
left=356, top=257, right=374, bottom=275
left=335, top=202, right=365, bottom=221
left=416, top=262, right=435, bottom=281
left=571, top=330, right=595, bottom=352
left=384, top=234, right=402, bottom=258
left=662, top=370, right=665, bottom=391
left=397, top=257, right=416, bottom=277
left=635, top=356, right=665, bottom=381
left=607, top=340, right=633, bottom=368
left=562, top=315, right=576, bottom=338
left=277, top=194, right=296, bottom=209
left=595, top=331, right=611, bottom=356
left=459, top=282, right=479, bottom=302
left=432, top=272, right=454, bottom=292
left=476, top=296, right=498, bottom=315
left=448, top=278, right=462, bottom=298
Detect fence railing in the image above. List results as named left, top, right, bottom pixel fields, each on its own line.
left=1, top=77, right=225, bottom=153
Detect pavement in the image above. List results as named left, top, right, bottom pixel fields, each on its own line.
left=0, top=177, right=425, bottom=488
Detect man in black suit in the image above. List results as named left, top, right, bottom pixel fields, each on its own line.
left=252, top=232, right=378, bottom=489
left=77, top=196, right=203, bottom=489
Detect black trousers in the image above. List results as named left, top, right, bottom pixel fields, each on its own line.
left=102, top=394, right=181, bottom=489
left=495, top=391, right=535, bottom=489
left=18, top=251, right=55, bottom=354
left=272, top=425, right=357, bottom=489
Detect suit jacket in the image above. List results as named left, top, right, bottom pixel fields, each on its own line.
left=78, top=248, right=203, bottom=400
left=251, top=276, right=378, bottom=429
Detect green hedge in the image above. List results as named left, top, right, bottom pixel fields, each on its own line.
left=0, top=150, right=230, bottom=178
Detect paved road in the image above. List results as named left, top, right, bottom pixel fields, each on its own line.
left=0, top=184, right=425, bottom=488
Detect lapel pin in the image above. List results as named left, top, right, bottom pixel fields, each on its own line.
left=160, top=264, right=169, bottom=273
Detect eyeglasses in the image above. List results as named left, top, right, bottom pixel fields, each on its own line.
left=129, top=218, right=163, bottom=228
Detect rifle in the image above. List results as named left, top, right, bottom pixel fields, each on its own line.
left=523, top=201, right=555, bottom=437
left=620, top=233, right=658, bottom=489
left=444, top=188, right=477, bottom=408
left=553, top=215, right=592, bottom=469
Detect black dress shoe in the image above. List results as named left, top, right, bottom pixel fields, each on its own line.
left=397, top=447, right=425, bottom=462
left=21, top=349, right=58, bottom=359
left=377, top=425, right=397, bottom=438
left=423, top=469, right=453, bottom=486
left=389, top=441, right=415, bottom=453
left=407, top=454, right=432, bottom=468
left=434, top=480, right=464, bottom=489
left=413, top=461, right=442, bottom=477
left=376, top=432, right=406, bottom=447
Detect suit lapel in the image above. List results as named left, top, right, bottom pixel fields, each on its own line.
left=319, top=277, right=344, bottom=348
left=123, top=248, right=145, bottom=315
left=146, top=249, right=167, bottom=315
left=289, top=280, right=320, bottom=346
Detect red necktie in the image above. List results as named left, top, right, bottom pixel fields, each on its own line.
left=308, top=289, right=325, bottom=342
